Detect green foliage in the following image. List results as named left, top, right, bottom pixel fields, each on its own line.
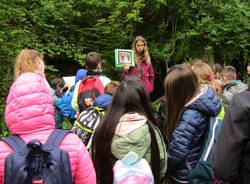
left=168, top=0, right=250, bottom=64
left=0, top=64, right=13, bottom=139
left=1, top=0, right=250, bottom=138
left=62, top=118, right=73, bottom=130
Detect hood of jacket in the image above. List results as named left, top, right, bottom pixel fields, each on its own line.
left=5, top=72, right=55, bottom=135
left=93, top=93, right=112, bottom=109
left=112, top=113, right=149, bottom=159
left=187, top=86, right=221, bottom=116
left=223, top=80, right=248, bottom=97
left=112, top=126, right=150, bottom=161
left=75, top=69, right=87, bottom=84
left=115, top=113, right=147, bottom=136
left=111, top=113, right=168, bottom=178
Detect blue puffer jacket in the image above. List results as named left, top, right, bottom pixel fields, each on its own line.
left=168, top=86, right=221, bottom=183
left=60, top=86, right=76, bottom=119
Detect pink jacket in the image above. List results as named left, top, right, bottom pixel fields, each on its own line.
left=122, top=62, right=154, bottom=94
left=0, top=72, right=96, bottom=184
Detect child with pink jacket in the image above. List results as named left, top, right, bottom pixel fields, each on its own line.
left=0, top=72, right=96, bottom=184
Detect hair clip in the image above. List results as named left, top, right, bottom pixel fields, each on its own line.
left=208, top=75, right=215, bottom=81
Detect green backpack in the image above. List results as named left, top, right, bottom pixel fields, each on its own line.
left=188, top=108, right=224, bottom=184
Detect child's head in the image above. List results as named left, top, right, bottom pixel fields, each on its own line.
left=191, top=59, right=221, bottom=94
left=14, top=49, right=44, bottom=79
left=165, top=64, right=199, bottom=105
left=50, top=78, right=66, bottom=97
left=192, top=59, right=214, bottom=84
left=212, top=63, right=222, bottom=78
left=86, top=52, right=101, bottom=71
left=164, top=64, right=199, bottom=142
left=221, top=65, right=237, bottom=84
left=104, top=81, right=120, bottom=96
left=109, top=76, right=152, bottom=114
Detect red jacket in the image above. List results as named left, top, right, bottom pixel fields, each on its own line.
left=122, top=62, right=154, bottom=94
left=0, top=72, right=96, bottom=184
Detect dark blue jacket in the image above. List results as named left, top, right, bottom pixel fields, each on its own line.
left=168, top=86, right=221, bottom=182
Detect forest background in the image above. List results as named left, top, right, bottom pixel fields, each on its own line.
left=1, top=0, right=250, bottom=137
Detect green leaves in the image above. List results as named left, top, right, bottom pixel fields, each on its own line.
left=165, top=0, right=250, bottom=65
left=1, top=0, right=250, bottom=137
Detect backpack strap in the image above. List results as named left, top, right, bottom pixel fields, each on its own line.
left=203, top=117, right=219, bottom=161
left=45, top=129, right=70, bottom=147
left=1, top=135, right=26, bottom=152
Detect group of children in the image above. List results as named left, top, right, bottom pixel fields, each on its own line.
left=0, top=38, right=250, bottom=184
left=159, top=60, right=248, bottom=184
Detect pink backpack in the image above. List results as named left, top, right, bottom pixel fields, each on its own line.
left=113, top=151, right=154, bottom=184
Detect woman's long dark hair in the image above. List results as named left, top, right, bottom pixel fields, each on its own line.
left=164, top=65, right=199, bottom=143
left=91, top=76, right=161, bottom=184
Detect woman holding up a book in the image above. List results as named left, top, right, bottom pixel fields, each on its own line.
left=122, top=36, right=155, bottom=95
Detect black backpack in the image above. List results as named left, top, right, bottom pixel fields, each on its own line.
left=71, top=106, right=105, bottom=149
left=2, top=129, right=73, bottom=184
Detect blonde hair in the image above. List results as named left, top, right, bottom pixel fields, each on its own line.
left=192, top=59, right=222, bottom=94
left=132, top=36, right=151, bottom=65
left=14, top=49, right=44, bottom=79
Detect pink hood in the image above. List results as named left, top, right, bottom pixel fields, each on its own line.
left=5, top=72, right=55, bottom=134
left=115, top=113, right=147, bottom=136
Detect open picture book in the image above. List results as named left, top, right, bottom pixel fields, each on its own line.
left=115, top=49, right=135, bottom=68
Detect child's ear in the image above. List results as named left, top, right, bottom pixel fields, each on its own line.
left=222, top=76, right=227, bottom=82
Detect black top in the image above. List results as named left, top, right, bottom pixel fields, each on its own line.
left=213, top=88, right=250, bottom=184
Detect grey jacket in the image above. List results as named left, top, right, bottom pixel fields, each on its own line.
left=221, top=80, right=247, bottom=112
